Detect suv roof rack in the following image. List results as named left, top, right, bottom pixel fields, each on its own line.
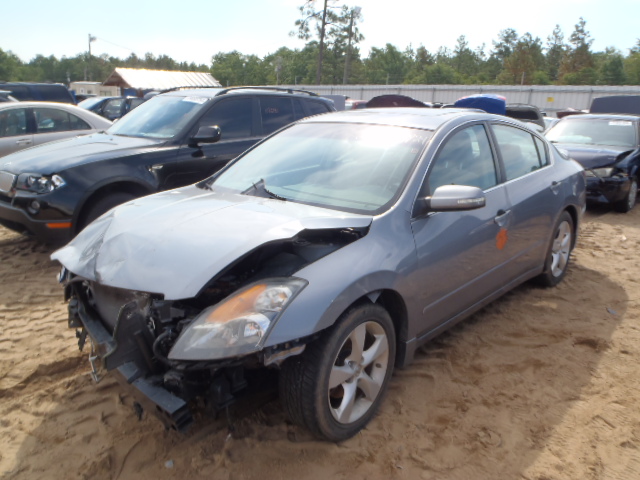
left=154, top=85, right=224, bottom=94
left=214, top=86, right=319, bottom=97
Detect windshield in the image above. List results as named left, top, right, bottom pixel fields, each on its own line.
left=546, top=118, right=637, bottom=148
left=211, top=122, right=432, bottom=214
left=107, top=94, right=210, bottom=139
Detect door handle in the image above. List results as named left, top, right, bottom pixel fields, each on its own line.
left=15, top=139, right=32, bottom=146
left=494, top=209, right=511, bottom=227
left=550, top=181, right=561, bottom=195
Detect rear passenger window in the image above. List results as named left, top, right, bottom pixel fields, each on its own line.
left=492, top=124, right=546, bottom=181
left=0, top=108, right=27, bottom=137
left=260, top=97, right=295, bottom=135
left=199, top=98, right=253, bottom=140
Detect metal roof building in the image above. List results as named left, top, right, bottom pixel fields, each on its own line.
left=102, top=68, right=220, bottom=91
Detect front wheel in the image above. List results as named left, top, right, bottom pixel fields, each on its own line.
left=79, top=192, right=136, bottom=232
left=280, top=303, right=396, bottom=442
left=535, top=211, right=574, bottom=287
left=614, top=177, right=637, bottom=213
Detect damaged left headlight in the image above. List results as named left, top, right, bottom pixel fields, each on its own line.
left=169, top=278, right=307, bottom=360
left=16, top=173, right=66, bottom=194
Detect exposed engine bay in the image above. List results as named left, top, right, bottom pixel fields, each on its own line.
left=61, top=226, right=366, bottom=431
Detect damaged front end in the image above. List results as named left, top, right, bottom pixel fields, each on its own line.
left=584, top=150, right=638, bottom=207
left=58, top=226, right=367, bottom=432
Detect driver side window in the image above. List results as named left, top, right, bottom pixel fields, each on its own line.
left=426, top=124, right=498, bottom=195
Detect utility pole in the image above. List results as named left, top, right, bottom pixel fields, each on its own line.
left=87, top=34, right=96, bottom=81
left=315, top=0, right=329, bottom=85
left=342, top=7, right=361, bottom=85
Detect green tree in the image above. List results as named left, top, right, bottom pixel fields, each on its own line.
left=0, top=49, right=25, bottom=81
left=294, top=0, right=343, bottom=84
left=492, top=28, right=518, bottom=64
left=502, top=33, right=545, bottom=84
left=597, top=48, right=626, bottom=85
left=545, top=25, right=566, bottom=81
left=405, top=46, right=435, bottom=83
left=363, top=43, right=410, bottom=84
left=624, top=40, right=640, bottom=84
left=453, top=35, right=481, bottom=79
left=559, top=17, right=594, bottom=84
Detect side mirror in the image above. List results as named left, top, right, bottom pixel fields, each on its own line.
left=189, top=125, right=222, bottom=148
left=414, top=184, right=486, bottom=216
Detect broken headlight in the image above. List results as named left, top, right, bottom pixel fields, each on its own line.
left=586, top=168, right=615, bottom=178
left=15, top=173, right=66, bottom=194
left=169, top=278, right=307, bottom=360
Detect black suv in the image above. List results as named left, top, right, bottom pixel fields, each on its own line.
left=0, top=82, right=76, bottom=104
left=0, top=87, right=335, bottom=243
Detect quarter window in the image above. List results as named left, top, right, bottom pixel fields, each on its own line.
left=427, top=124, right=498, bottom=194
left=305, top=100, right=331, bottom=116
left=492, top=124, right=547, bottom=181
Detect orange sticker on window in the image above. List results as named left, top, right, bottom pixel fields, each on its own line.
left=496, top=228, right=508, bottom=250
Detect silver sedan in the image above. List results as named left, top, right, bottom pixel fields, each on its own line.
left=0, top=102, right=111, bottom=157
left=53, top=108, right=586, bottom=441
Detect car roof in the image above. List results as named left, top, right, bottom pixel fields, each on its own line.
left=299, top=107, right=502, bottom=130
left=0, top=101, right=85, bottom=110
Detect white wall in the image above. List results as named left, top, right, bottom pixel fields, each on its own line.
left=285, top=84, right=640, bottom=115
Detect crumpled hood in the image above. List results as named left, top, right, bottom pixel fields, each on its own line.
left=0, top=132, right=163, bottom=174
left=555, top=143, right=632, bottom=169
left=52, top=186, right=372, bottom=300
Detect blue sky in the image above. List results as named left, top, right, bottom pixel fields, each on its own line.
left=1, top=0, right=638, bottom=66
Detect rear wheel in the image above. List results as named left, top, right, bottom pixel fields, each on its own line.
left=79, top=192, right=136, bottom=232
left=280, top=303, right=395, bottom=442
left=614, top=177, right=637, bottom=213
left=536, top=211, right=574, bottom=287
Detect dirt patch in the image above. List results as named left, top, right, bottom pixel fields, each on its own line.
left=1, top=207, right=640, bottom=480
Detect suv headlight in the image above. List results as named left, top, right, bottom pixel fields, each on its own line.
left=169, top=278, right=307, bottom=361
left=15, top=173, right=66, bottom=194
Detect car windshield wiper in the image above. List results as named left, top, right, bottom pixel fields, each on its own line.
left=242, top=178, right=288, bottom=201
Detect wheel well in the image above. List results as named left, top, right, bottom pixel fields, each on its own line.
left=76, top=182, right=152, bottom=232
left=347, top=289, right=408, bottom=366
left=563, top=205, right=580, bottom=249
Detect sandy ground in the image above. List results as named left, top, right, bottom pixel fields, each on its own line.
left=1, top=207, right=639, bottom=480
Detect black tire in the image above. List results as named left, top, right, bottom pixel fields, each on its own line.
left=280, top=303, right=396, bottom=442
left=79, top=192, right=136, bottom=232
left=536, top=211, right=574, bottom=287
left=614, top=177, right=637, bottom=213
